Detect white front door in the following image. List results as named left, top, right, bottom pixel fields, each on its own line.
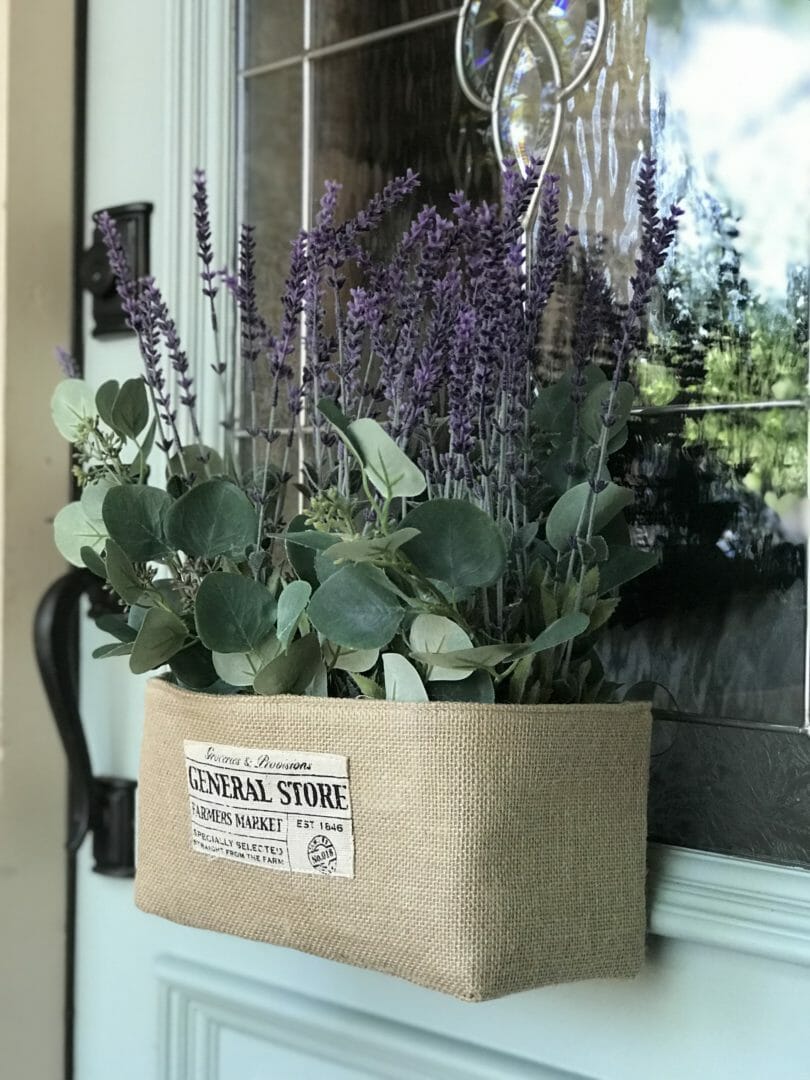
left=70, top=2, right=810, bottom=1078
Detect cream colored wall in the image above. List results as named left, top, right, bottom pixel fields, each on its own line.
left=0, top=1, right=75, bottom=1077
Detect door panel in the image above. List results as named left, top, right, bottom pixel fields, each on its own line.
left=74, top=2, right=810, bottom=1078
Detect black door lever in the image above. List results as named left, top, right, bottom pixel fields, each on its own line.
left=34, top=569, right=136, bottom=877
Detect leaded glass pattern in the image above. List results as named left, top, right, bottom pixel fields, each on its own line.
left=238, top=0, right=810, bottom=866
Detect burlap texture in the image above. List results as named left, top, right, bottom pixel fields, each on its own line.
left=135, top=678, right=652, bottom=1001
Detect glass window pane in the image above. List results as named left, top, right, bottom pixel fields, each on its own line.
left=313, top=1, right=459, bottom=48
left=243, top=66, right=303, bottom=335
left=241, top=1, right=302, bottom=68
left=311, top=20, right=498, bottom=230
left=604, top=407, right=806, bottom=730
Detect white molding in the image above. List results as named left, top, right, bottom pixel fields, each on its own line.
left=648, top=843, right=810, bottom=965
left=156, top=956, right=589, bottom=1080
left=162, top=0, right=238, bottom=449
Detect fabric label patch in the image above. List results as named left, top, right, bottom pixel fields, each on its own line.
left=183, top=740, right=354, bottom=878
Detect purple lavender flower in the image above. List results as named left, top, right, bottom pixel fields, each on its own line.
left=55, top=346, right=79, bottom=378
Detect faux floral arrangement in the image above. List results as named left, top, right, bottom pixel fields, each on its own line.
left=51, top=159, right=679, bottom=705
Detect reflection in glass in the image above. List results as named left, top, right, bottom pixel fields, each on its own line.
left=240, top=2, right=302, bottom=68
left=243, top=66, right=302, bottom=419
left=643, top=0, right=809, bottom=405
left=313, top=1, right=458, bottom=48
left=602, top=409, right=806, bottom=728
left=312, top=21, right=498, bottom=230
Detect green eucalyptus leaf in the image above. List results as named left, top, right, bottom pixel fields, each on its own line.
left=92, top=642, right=133, bottom=659
left=169, top=642, right=218, bottom=690
left=110, top=377, right=149, bottom=439
left=80, top=480, right=114, bottom=527
left=599, top=545, right=659, bottom=593
left=347, top=418, right=426, bottom=498
left=323, top=643, right=379, bottom=672
left=315, top=547, right=342, bottom=583
left=545, top=482, right=634, bottom=554
left=104, top=537, right=152, bottom=605
left=195, top=572, right=277, bottom=653
left=165, top=478, right=257, bottom=559
left=253, top=633, right=323, bottom=695
left=383, top=653, right=428, bottom=702
left=51, top=378, right=96, bottom=440
left=581, top=381, right=635, bottom=443
left=285, top=518, right=339, bottom=586
left=325, top=529, right=421, bottom=564
left=102, top=485, right=172, bottom=562
left=577, top=535, right=609, bottom=567
left=348, top=672, right=385, bottom=698
left=410, top=613, right=590, bottom=672
left=408, top=614, right=474, bottom=682
left=307, top=563, right=404, bottom=649
left=316, top=398, right=355, bottom=444
left=401, top=499, right=507, bottom=590
left=129, top=607, right=188, bottom=674
left=80, top=545, right=108, bottom=579
left=305, top=662, right=329, bottom=697
left=531, top=365, right=605, bottom=434
left=94, top=613, right=136, bottom=643
left=429, top=670, right=495, bottom=703
left=276, top=580, right=312, bottom=648
left=212, top=634, right=281, bottom=687
left=167, top=443, right=225, bottom=481
left=54, top=502, right=106, bottom=567
left=95, top=380, right=119, bottom=429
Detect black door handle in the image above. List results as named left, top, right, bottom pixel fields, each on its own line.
left=34, top=568, right=136, bottom=877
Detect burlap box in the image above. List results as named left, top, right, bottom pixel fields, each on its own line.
left=135, top=677, right=652, bottom=1001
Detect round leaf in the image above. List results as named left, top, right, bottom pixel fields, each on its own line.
left=401, top=499, right=507, bottom=590
left=51, top=378, right=96, bottom=441
left=347, top=418, right=426, bottom=498
left=408, top=614, right=474, bottom=682
left=169, top=643, right=218, bottom=690
left=103, top=485, right=172, bottom=562
left=167, top=443, right=225, bottom=481
left=545, top=482, right=634, bottom=554
left=53, top=502, right=105, bottom=567
left=195, top=572, right=277, bottom=653
left=80, top=479, right=114, bottom=527
left=382, top=654, right=428, bottom=702
left=212, top=634, right=282, bottom=687
left=165, top=478, right=257, bottom=559
left=129, top=607, right=188, bottom=674
left=323, top=643, right=379, bottom=672
left=110, top=377, right=149, bottom=439
left=307, top=564, right=404, bottom=649
left=581, top=381, right=635, bottom=443
left=253, top=633, right=323, bottom=695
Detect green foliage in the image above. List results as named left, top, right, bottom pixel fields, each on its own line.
left=51, top=379, right=97, bottom=440
left=401, top=499, right=507, bottom=591
left=165, top=479, right=257, bottom=559
left=276, top=580, right=312, bottom=648
left=253, top=634, right=323, bottom=695
left=51, top=181, right=668, bottom=705
left=382, top=653, right=428, bottom=702
left=129, top=607, right=188, bottom=674
left=103, top=485, right=171, bottom=562
left=195, top=572, right=277, bottom=653
left=53, top=502, right=106, bottom=567
left=307, top=564, right=404, bottom=649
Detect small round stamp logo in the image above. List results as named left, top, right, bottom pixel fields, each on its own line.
left=307, top=834, right=337, bottom=874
